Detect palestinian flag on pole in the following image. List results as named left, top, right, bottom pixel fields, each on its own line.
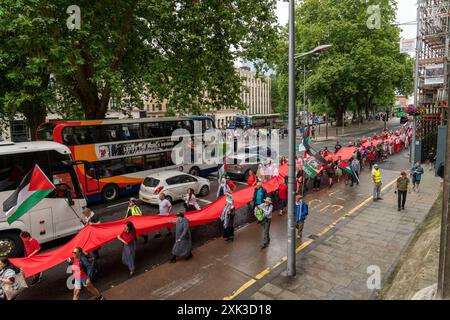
left=337, top=161, right=353, bottom=175
left=3, top=164, right=55, bottom=225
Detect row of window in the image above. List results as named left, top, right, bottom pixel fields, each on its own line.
left=88, top=151, right=176, bottom=179
left=61, top=119, right=215, bottom=146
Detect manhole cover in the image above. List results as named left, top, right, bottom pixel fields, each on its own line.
left=309, top=234, right=319, bottom=240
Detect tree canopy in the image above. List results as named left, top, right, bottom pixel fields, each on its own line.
left=0, top=0, right=279, bottom=137
left=272, top=0, right=414, bottom=125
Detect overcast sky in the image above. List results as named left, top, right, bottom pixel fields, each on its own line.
left=276, top=0, right=418, bottom=39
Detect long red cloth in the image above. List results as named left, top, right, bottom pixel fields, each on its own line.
left=10, top=132, right=408, bottom=277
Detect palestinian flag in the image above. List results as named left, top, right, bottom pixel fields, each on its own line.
left=3, top=164, right=55, bottom=225
left=303, top=158, right=320, bottom=179
left=338, top=161, right=353, bottom=175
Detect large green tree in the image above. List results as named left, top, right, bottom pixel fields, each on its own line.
left=273, top=0, right=414, bottom=126
left=0, top=0, right=279, bottom=131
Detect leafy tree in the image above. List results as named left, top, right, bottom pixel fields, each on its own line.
left=1, top=0, right=280, bottom=132
left=273, top=0, right=414, bottom=126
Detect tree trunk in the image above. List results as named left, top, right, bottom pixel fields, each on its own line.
left=23, top=103, right=47, bottom=141
left=335, top=106, right=345, bottom=127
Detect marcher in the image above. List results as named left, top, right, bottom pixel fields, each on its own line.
left=325, top=159, right=335, bottom=188
left=183, top=188, right=201, bottom=212
left=247, top=169, right=258, bottom=186
left=19, top=231, right=42, bottom=286
left=225, top=175, right=236, bottom=192
left=256, top=197, right=273, bottom=249
left=125, top=198, right=148, bottom=243
left=155, top=193, right=173, bottom=238
left=68, top=247, right=104, bottom=300
left=313, top=167, right=323, bottom=191
left=117, top=221, right=137, bottom=277
left=217, top=178, right=231, bottom=198
left=220, top=193, right=236, bottom=242
left=81, top=207, right=102, bottom=259
left=371, top=164, right=383, bottom=201
left=252, top=182, right=268, bottom=211
left=256, top=164, right=265, bottom=182
left=334, top=141, right=342, bottom=153
left=411, top=162, right=424, bottom=192
left=428, top=147, right=436, bottom=171
left=295, top=194, right=309, bottom=242
left=278, top=179, right=288, bottom=216
left=170, top=212, right=193, bottom=263
left=350, top=157, right=360, bottom=187
left=395, top=171, right=410, bottom=211
left=0, top=257, right=20, bottom=300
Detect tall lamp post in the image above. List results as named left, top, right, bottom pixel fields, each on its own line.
left=287, top=7, right=332, bottom=276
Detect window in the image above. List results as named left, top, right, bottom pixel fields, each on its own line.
left=121, top=124, right=142, bottom=140
left=166, top=175, right=182, bottom=185
left=144, top=151, right=174, bottom=170
left=143, top=177, right=160, bottom=187
left=37, top=123, right=56, bottom=141
left=96, top=159, right=126, bottom=178
left=101, top=125, right=122, bottom=142
left=143, top=122, right=161, bottom=139
left=180, top=175, right=197, bottom=183
left=62, top=126, right=99, bottom=145
left=125, top=156, right=145, bottom=173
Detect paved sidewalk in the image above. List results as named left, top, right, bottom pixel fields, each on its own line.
left=239, top=171, right=441, bottom=300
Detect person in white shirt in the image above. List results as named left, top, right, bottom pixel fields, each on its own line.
left=184, top=188, right=201, bottom=211
left=154, top=193, right=173, bottom=238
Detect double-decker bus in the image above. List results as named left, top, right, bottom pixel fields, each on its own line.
left=37, top=116, right=219, bottom=203
left=227, top=114, right=280, bottom=130
left=0, top=141, right=86, bottom=257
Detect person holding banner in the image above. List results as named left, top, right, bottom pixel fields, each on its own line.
left=350, top=157, right=360, bottom=187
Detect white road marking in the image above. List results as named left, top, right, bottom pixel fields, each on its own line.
left=107, top=201, right=128, bottom=208
left=197, top=198, right=212, bottom=204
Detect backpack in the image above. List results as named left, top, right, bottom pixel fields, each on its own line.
left=254, top=207, right=264, bottom=223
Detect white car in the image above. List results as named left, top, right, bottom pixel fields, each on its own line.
left=139, top=171, right=210, bottom=205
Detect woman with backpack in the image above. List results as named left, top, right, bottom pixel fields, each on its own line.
left=117, top=221, right=137, bottom=277
left=68, top=247, right=104, bottom=300
left=0, top=257, right=21, bottom=300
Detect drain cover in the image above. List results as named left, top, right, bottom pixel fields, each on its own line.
left=309, top=234, right=319, bottom=240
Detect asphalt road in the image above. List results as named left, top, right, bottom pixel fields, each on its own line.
left=17, top=118, right=403, bottom=300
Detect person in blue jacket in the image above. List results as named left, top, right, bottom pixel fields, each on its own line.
left=411, top=162, right=424, bottom=192
left=295, top=194, right=309, bottom=243
left=252, top=182, right=267, bottom=211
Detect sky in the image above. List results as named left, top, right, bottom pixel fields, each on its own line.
left=276, top=0, right=418, bottom=40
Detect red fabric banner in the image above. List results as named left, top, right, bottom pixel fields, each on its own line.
left=10, top=132, right=407, bottom=277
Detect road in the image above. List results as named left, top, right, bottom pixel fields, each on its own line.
left=17, top=118, right=403, bottom=299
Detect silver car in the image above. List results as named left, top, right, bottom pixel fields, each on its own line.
left=226, top=153, right=269, bottom=181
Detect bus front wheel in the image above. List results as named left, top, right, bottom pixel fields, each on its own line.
left=102, top=184, right=119, bottom=202
left=0, top=232, right=23, bottom=258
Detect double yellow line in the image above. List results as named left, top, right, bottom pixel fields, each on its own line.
left=223, top=178, right=397, bottom=300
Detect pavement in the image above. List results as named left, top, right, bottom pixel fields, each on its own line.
left=100, top=149, right=439, bottom=300
left=238, top=158, right=441, bottom=300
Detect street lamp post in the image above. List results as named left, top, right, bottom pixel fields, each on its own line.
left=287, top=26, right=332, bottom=276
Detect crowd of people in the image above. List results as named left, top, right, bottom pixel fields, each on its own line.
left=4, top=120, right=434, bottom=301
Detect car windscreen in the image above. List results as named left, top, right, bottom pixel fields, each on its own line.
left=143, top=177, right=160, bottom=187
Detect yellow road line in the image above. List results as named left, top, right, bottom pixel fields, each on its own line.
left=222, top=177, right=398, bottom=300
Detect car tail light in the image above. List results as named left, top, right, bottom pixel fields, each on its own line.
left=154, top=186, right=164, bottom=194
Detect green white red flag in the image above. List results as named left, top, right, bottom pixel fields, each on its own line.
left=337, top=161, right=353, bottom=175
left=3, top=164, right=55, bottom=225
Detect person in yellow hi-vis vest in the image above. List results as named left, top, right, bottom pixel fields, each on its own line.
left=125, top=198, right=148, bottom=243
left=371, top=164, right=383, bottom=201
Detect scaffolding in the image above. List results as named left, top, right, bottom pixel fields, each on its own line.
left=415, top=0, right=450, bottom=161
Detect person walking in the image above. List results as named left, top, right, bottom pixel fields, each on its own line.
left=125, top=198, right=148, bottom=243
left=325, top=159, right=335, bottom=188
left=411, top=162, right=424, bottom=192
left=350, top=157, right=360, bottom=187
left=225, top=175, right=236, bottom=192
left=334, top=141, right=342, bottom=153
left=117, top=221, right=137, bottom=277
left=217, top=178, right=230, bottom=197
left=371, top=164, right=383, bottom=201
left=252, top=182, right=267, bottom=212
left=428, top=147, right=436, bottom=171
left=313, top=167, right=323, bottom=191
left=277, top=179, right=288, bottom=216
left=256, top=197, right=273, bottom=249
left=247, top=169, right=258, bottom=186
left=220, top=193, right=236, bottom=242
left=170, top=212, right=192, bottom=263
left=68, top=247, right=104, bottom=300
left=81, top=208, right=102, bottom=259
left=395, top=171, right=410, bottom=211
left=295, top=194, right=309, bottom=243
left=19, top=231, right=42, bottom=286
left=155, top=193, right=173, bottom=238
left=183, top=188, right=201, bottom=212
left=256, top=164, right=265, bottom=182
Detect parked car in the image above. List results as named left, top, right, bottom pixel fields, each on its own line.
left=226, top=153, right=269, bottom=181
left=139, top=171, right=210, bottom=205
left=400, top=115, right=409, bottom=124
left=238, top=145, right=278, bottom=158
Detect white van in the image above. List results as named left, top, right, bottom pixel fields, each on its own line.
left=0, top=141, right=86, bottom=257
